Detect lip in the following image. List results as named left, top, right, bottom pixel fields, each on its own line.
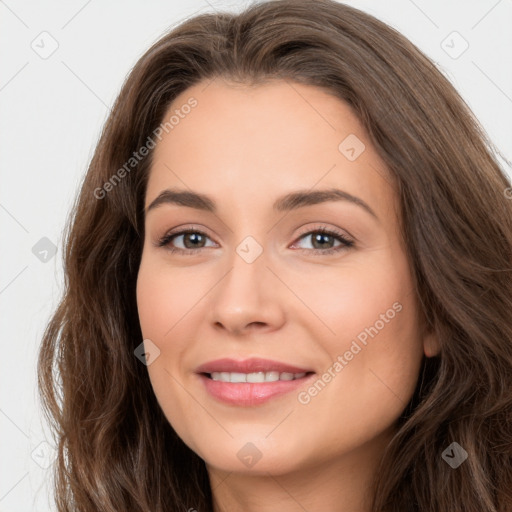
left=198, top=374, right=315, bottom=406
left=195, top=358, right=316, bottom=406
left=195, top=357, right=313, bottom=374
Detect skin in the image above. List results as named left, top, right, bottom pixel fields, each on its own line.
left=136, top=77, right=440, bottom=512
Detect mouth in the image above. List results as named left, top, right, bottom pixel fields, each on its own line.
left=194, top=358, right=316, bottom=406
left=197, top=371, right=316, bottom=407
left=201, top=371, right=314, bottom=383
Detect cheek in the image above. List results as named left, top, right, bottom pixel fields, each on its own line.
left=296, top=252, right=423, bottom=419
left=291, top=254, right=413, bottom=349
left=135, top=258, right=189, bottom=389
left=136, top=258, right=201, bottom=444
left=136, top=253, right=199, bottom=340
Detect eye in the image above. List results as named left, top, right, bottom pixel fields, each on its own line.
left=155, top=225, right=354, bottom=255
left=156, top=228, right=216, bottom=254
left=291, top=226, right=354, bottom=255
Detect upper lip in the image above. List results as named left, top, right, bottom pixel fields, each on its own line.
left=196, top=358, right=314, bottom=375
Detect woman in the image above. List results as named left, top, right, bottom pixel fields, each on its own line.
left=37, top=0, right=512, bottom=511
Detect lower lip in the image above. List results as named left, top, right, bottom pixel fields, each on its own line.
left=198, top=373, right=315, bottom=406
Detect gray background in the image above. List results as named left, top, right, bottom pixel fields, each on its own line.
left=1, top=0, right=511, bottom=510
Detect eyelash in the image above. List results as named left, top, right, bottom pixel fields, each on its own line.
left=156, top=225, right=354, bottom=256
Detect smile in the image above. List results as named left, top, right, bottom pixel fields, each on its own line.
left=197, top=371, right=315, bottom=406
left=208, top=371, right=308, bottom=382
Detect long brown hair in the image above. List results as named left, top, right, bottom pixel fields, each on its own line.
left=37, top=0, right=512, bottom=510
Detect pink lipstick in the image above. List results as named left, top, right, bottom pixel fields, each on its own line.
left=195, top=357, right=315, bottom=406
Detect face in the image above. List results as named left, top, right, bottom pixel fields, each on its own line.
left=136, top=77, right=439, bottom=476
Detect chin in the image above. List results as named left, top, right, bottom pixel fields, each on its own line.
left=191, top=434, right=312, bottom=475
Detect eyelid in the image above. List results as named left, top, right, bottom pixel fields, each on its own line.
left=159, top=223, right=354, bottom=242
left=155, top=223, right=355, bottom=254
left=163, top=224, right=215, bottom=240
left=154, top=224, right=217, bottom=249
left=293, top=223, right=354, bottom=243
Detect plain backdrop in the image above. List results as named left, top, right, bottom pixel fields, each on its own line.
left=1, top=0, right=511, bottom=510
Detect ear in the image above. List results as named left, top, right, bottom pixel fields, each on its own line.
left=423, top=330, right=441, bottom=357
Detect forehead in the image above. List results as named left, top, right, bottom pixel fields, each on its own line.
left=145, top=78, right=395, bottom=221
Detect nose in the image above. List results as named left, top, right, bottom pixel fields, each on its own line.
left=208, top=248, right=286, bottom=336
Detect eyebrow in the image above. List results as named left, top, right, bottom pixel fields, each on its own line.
left=145, top=187, right=378, bottom=220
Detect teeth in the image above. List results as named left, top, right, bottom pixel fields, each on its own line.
left=209, top=371, right=308, bottom=383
